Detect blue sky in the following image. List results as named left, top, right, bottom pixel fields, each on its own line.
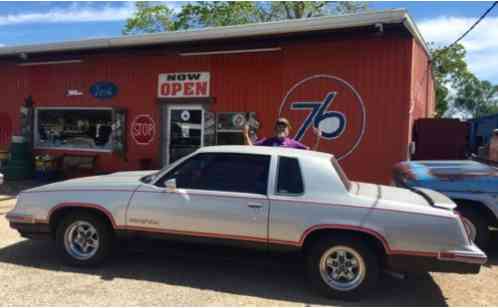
left=1, top=1, right=497, bottom=82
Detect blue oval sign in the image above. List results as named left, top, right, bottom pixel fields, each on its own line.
left=90, top=81, right=118, bottom=100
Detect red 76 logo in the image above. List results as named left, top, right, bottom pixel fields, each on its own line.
left=291, top=92, right=346, bottom=141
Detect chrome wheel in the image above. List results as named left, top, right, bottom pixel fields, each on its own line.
left=319, top=246, right=366, bottom=291
left=64, top=220, right=100, bottom=260
left=461, top=216, right=477, bottom=242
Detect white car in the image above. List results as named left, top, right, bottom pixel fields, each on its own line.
left=7, top=146, right=486, bottom=299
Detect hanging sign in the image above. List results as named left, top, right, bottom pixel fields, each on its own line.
left=131, top=114, right=156, bottom=146
left=158, top=72, right=210, bottom=98
left=90, top=81, right=118, bottom=100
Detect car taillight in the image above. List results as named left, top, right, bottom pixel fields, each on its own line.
left=455, top=211, right=473, bottom=243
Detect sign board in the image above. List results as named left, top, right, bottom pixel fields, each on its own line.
left=131, top=114, right=156, bottom=145
left=279, top=75, right=366, bottom=160
left=90, top=81, right=118, bottom=100
left=158, top=72, right=210, bottom=98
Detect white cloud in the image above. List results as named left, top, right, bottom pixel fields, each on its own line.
left=418, top=16, right=498, bottom=82
left=0, top=2, right=137, bottom=26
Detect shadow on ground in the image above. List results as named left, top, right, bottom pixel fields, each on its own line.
left=0, top=238, right=448, bottom=306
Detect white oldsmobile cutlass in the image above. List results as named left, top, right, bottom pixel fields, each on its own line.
left=7, top=146, right=486, bottom=299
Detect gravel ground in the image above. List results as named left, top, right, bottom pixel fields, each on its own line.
left=1, top=190, right=498, bottom=306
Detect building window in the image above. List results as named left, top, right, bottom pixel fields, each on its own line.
left=34, top=108, right=126, bottom=153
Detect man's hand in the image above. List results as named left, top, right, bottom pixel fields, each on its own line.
left=243, top=124, right=250, bottom=137
left=312, top=127, right=322, bottom=151
left=243, top=124, right=253, bottom=146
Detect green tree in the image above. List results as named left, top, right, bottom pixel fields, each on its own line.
left=429, top=43, right=473, bottom=117
left=123, top=1, right=368, bottom=35
left=175, top=2, right=259, bottom=29
left=122, top=2, right=177, bottom=34
left=430, top=43, right=498, bottom=118
left=454, top=76, right=498, bottom=119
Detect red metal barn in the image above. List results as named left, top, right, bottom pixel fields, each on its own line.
left=0, top=10, right=434, bottom=184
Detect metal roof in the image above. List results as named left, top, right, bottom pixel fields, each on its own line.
left=0, top=9, right=429, bottom=57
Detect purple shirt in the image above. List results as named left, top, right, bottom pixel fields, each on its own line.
left=254, top=137, right=309, bottom=149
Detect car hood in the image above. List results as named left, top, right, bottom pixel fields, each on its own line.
left=393, top=160, right=498, bottom=194
left=23, top=170, right=158, bottom=193
left=354, top=182, right=456, bottom=211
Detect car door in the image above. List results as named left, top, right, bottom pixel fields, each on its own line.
left=127, top=152, right=271, bottom=245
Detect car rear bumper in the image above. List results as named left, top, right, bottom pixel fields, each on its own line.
left=387, top=244, right=487, bottom=274
left=437, top=244, right=487, bottom=265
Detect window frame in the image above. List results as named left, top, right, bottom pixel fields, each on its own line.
left=274, top=156, right=305, bottom=196
left=156, top=152, right=272, bottom=196
left=331, top=157, right=352, bottom=192
left=34, top=107, right=115, bottom=153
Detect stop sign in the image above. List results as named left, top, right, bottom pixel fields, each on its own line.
left=131, top=114, right=156, bottom=145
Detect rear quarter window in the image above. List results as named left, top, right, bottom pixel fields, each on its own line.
left=277, top=156, right=304, bottom=195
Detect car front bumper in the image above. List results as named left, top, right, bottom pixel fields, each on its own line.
left=6, top=212, right=52, bottom=240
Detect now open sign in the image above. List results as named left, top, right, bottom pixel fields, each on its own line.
left=158, top=72, right=210, bottom=98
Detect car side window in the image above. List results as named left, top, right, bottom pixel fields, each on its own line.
left=159, top=153, right=270, bottom=195
left=201, top=153, right=270, bottom=195
left=159, top=154, right=208, bottom=189
left=277, top=156, right=304, bottom=195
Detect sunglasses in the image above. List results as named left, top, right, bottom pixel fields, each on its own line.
left=276, top=122, right=288, bottom=127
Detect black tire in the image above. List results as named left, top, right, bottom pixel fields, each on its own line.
left=306, top=236, right=380, bottom=300
left=55, top=211, right=113, bottom=266
left=458, top=207, right=490, bottom=250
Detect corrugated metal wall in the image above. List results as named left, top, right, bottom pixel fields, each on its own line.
left=279, top=33, right=414, bottom=183
left=0, top=29, right=433, bottom=184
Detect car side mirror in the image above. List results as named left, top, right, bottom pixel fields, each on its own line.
left=164, top=178, right=177, bottom=192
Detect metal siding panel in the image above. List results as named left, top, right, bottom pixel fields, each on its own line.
left=281, top=34, right=413, bottom=184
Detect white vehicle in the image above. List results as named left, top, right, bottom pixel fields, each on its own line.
left=7, top=146, right=486, bottom=299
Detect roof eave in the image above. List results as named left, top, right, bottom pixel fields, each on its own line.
left=0, top=9, right=429, bottom=57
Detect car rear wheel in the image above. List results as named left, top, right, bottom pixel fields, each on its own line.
left=458, top=207, right=490, bottom=250
left=306, top=236, right=379, bottom=300
left=55, top=212, right=113, bottom=266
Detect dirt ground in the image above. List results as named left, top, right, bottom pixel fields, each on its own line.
left=1, top=181, right=498, bottom=306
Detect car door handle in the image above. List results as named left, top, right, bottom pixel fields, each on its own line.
left=248, top=203, right=263, bottom=209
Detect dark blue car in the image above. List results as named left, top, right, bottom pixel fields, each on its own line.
left=393, top=159, right=498, bottom=249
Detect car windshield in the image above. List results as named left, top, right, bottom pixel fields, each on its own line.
left=331, top=158, right=352, bottom=191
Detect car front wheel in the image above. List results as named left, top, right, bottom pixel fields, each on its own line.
left=306, top=236, right=379, bottom=300
left=55, top=212, right=113, bottom=266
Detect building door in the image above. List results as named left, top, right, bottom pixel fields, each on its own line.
left=166, top=105, right=204, bottom=164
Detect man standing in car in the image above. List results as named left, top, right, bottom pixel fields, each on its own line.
left=243, top=117, right=319, bottom=150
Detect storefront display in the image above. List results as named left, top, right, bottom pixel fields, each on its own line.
left=216, top=112, right=260, bottom=145
left=34, top=108, right=126, bottom=153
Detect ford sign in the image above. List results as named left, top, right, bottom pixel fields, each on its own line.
left=90, top=81, right=118, bottom=99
